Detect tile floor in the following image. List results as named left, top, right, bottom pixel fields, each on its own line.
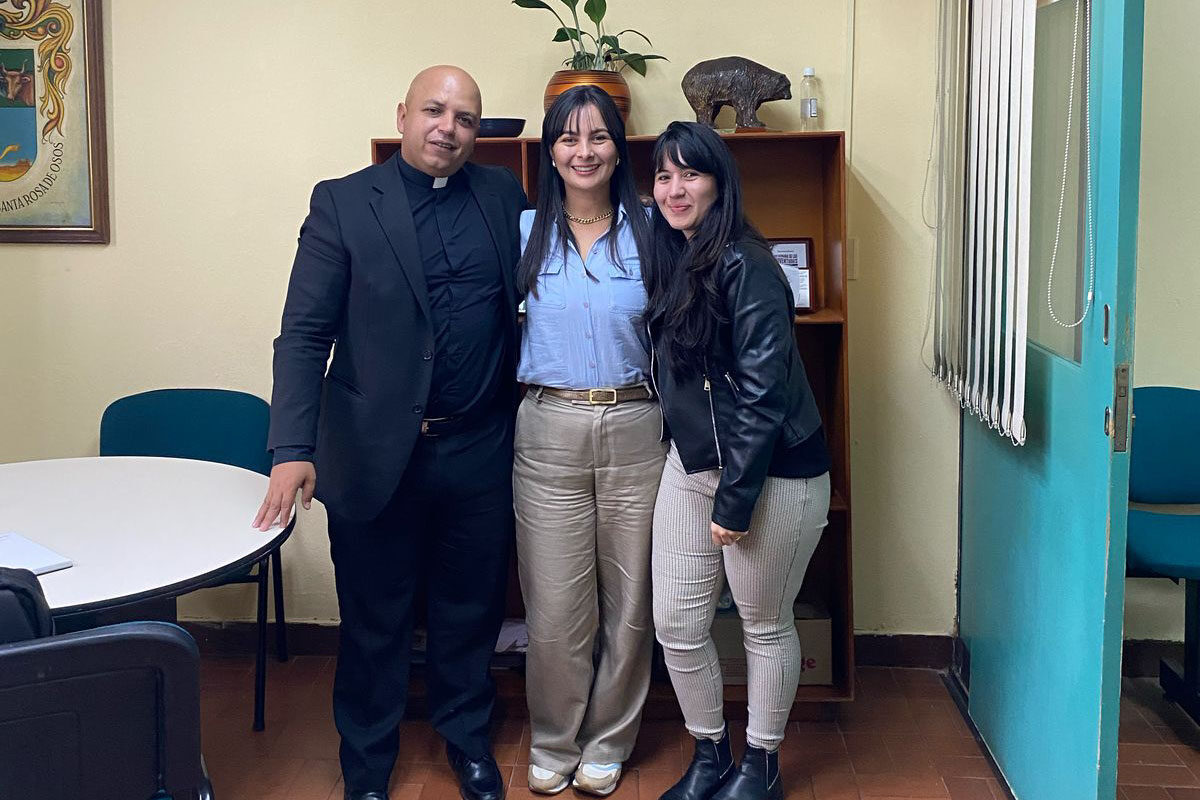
left=1118, top=677, right=1200, bottom=798
left=199, top=658, right=1013, bottom=800
left=202, top=657, right=1200, bottom=799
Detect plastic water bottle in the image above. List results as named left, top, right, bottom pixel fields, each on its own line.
left=799, top=67, right=820, bottom=131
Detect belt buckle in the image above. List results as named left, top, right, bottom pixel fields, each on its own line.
left=588, top=388, right=618, bottom=405
left=421, top=416, right=454, bottom=437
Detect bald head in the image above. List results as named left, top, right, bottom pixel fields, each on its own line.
left=405, top=65, right=481, bottom=113
left=396, top=65, right=482, bottom=177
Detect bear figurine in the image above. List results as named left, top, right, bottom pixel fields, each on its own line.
left=681, top=56, right=792, bottom=129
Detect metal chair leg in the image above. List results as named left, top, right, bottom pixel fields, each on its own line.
left=1161, top=579, right=1200, bottom=726
left=253, top=557, right=268, bottom=731
left=271, top=548, right=288, bottom=662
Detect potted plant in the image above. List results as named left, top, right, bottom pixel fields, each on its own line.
left=512, top=0, right=665, bottom=120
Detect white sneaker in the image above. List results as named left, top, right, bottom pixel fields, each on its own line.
left=528, top=764, right=569, bottom=795
left=572, top=762, right=622, bottom=796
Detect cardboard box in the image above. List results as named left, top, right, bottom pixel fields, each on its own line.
left=710, top=605, right=833, bottom=686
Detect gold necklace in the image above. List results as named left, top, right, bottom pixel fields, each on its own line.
left=564, top=208, right=614, bottom=225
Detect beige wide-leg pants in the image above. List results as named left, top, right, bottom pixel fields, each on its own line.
left=514, top=389, right=668, bottom=774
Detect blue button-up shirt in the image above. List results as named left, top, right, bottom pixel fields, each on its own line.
left=517, top=206, right=650, bottom=389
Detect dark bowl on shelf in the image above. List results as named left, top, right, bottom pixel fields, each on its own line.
left=478, top=117, right=526, bottom=138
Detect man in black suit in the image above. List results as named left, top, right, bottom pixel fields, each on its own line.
left=253, top=65, right=526, bottom=800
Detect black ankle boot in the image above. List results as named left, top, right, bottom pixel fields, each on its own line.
left=659, top=728, right=735, bottom=800
left=710, top=745, right=780, bottom=800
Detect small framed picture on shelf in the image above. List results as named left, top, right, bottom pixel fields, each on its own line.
left=770, top=238, right=814, bottom=312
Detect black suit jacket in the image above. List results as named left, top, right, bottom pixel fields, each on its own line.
left=267, top=154, right=528, bottom=522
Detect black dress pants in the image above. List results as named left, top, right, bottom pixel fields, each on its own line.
left=326, top=408, right=513, bottom=792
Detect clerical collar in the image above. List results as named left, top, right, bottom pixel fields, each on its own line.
left=397, top=156, right=462, bottom=190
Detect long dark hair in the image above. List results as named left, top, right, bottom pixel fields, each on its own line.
left=643, top=121, right=766, bottom=374
left=516, top=85, right=652, bottom=297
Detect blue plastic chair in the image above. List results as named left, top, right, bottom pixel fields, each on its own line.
left=100, top=388, right=287, bottom=731
left=1126, top=386, right=1200, bottom=723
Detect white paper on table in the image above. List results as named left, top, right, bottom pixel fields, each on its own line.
left=0, top=532, right=73, bottom=575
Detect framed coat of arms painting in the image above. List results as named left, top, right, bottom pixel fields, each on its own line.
left=0, top=0, right=107, bottom=243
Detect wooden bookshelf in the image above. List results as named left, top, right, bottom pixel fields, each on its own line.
left=373, top=132, right=854, bottom=706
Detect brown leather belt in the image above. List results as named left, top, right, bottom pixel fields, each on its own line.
left=531, top=384, right=654, bottom=405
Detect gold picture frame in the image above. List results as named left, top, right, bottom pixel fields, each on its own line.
left=0, top=0, right=109, bottom=243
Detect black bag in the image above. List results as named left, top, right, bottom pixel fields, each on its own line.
left=0, top=566, right=54, bottom=644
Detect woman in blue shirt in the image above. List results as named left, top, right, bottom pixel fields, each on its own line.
left=514, top=85, right=661, bottom=798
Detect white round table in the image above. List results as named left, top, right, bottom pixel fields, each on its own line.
left=0, top=456, right=293, bottom=614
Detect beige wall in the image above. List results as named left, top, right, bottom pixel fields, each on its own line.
left=0, top=0, right=959, bottom=635
left=1123, top=0, right=1200, bottom=642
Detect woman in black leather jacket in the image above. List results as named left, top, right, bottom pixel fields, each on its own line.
left=644, top=122, right=831, bottom=800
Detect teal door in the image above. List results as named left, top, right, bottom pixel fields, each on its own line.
left=958, top=2, right=1143, bottom=799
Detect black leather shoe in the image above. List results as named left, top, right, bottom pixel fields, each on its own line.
left=660, top=728, right=735, bottom=800
left=447, top=743, right=506, bottom=800
left=710, top=745, right=780, bottom=800
left=344, top=791, right=389, bottom=800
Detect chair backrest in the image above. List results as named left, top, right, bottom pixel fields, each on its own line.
left=0, top=567, right=53, bottom=644
left=101, top=387, right=271, bottom=476
left=1129, top=386, right=1200, bottom=504
left=0, top=621, right=210, bottom=800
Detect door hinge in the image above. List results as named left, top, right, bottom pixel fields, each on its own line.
left=1111, top=363, right=1131, bottom=452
